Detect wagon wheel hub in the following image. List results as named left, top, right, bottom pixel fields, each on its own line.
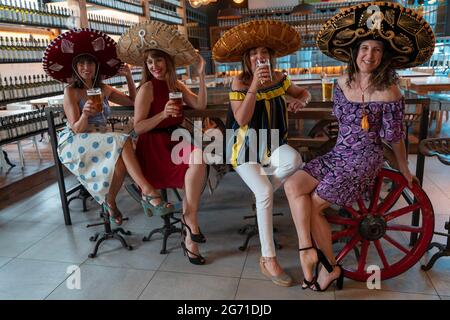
left=358, top=214, right=387, bottom=241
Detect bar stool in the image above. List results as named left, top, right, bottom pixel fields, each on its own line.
left=420, top=138, right=450, bottom=270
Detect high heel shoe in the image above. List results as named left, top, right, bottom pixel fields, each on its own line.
left=102, top=202, right=122, bottom=226
left=181, top=216, right=206, bottom=243
left=314, top=264, right=344, bottom=292
left=141, top=194, right=175, bottom=217
left=259, top=257, right=293, bottom=287
left=298, top=246, right=333, bottom=290
left=180, top=240, right=205, bottom=265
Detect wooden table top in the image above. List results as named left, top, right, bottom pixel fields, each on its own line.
left=410, top=76, right=450, bottom=94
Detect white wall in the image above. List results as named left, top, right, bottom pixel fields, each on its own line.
left=248, top=0, right=299, bottom=9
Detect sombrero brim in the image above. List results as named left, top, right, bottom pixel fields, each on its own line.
left=212, top=19, right=301, bottom=63
left=117, top=20, right=197, bottom=67
left=316, top=1, right=435, bottom=69
left=43, top=29, right=122, bottom=83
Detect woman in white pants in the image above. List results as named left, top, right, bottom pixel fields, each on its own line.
left=212, top=20, right=311, bottom=286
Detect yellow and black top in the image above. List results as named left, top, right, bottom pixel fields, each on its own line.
left=227, top=76, right=291, bottom=168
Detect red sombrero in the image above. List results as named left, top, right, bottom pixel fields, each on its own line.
left=43, top=28, right=122, bottom=83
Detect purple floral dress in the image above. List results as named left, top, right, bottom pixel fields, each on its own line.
left=303, top=84, right=405, bottom=207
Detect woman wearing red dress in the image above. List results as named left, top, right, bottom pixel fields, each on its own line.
left=118, top=21, right=207, bottom=265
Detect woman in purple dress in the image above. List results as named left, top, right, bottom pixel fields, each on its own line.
left=284, top=2, right=435, bottom=291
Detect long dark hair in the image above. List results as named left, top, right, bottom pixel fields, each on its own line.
left=138, top=49, right=178, bottom=92
left=346, top=40, right=399, bottom=91
left=71, top=54, right=102, bottom=89
left=239, top=47, right=276, bottom=86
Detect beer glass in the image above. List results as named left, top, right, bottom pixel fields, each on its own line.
left=87, top=88, right=103, bottom=113
left=169, top=91, right=183, bottom=117
left=256, top=59, right=272, bottom=83
left=321, top=77, right=334, bottom=102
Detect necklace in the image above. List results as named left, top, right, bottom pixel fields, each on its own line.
left=357, top=81, right=371, bottom=132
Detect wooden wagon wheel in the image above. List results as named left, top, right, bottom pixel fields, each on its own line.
left=326, top=168, right=434, bottom=281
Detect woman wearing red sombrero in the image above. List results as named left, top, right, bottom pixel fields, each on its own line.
left=284, top=2, right=435, bottom=291
left=213, top=20, right=311, bottom=287
left=43, top=29, right=175, bottom=226
left=117, top=21, right=208, bottom=265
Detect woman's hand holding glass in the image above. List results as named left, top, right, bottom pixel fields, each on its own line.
left=252, top=63, right=271, bottom=88
left=82, top=99, right=98, bottom=117
left=163, top=99, right=183, bottom=119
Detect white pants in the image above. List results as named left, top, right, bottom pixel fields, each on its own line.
left=234, top=144, right=303, bottom=257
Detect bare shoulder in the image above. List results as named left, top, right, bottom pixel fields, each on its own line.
left=337, top=75, right=348, bottom=89
left=379, top=84, right=402, bottom=102
left=64, top=85, right=76, bottom=95
left=140, top=80, right=153, bottom=90
left=231, top=75, right=246, bottom=91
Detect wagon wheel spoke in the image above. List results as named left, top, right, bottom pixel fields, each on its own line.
left=384, top=203, right=421, bottom=222
left=377, top=184, right=405, bottom=215
left=368, top=176, right=383, bottom=213
left=336, top=234, right=362, bottom=263
left=386, top=224, right=423, bottom=233
left=383, top=234, right=410, bottom=254
left=343, top=207, right=361, bottom=219
left=374, top=239, right=390, bottom=269
left=357, top=199, right=368, bottom=214
left=357, top=240, right=370, bottom=273
left=332, top=227, right=356, bottom=242
left=327, top=215, right=358, bottom=227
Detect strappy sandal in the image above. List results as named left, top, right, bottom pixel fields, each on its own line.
left=103, top=202, right=123, bottom=226
left=181, top=216, right=206, bottom=243
left=141, top=194, right=175, bottom=217
left=299, top=246, right=333, bottom=290
left=312, top=264, right=344, bottom=292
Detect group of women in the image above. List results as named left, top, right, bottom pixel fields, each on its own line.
left=42, top=2, right=435, bottom=291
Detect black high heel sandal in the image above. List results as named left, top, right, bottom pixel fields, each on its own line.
left=181, top=216, right=206, bottom=243
left=314, top=264, right=344, bottom=292
left=298, top=246, right=333, bottom=290
left=180, top=231, right=205, bottom=265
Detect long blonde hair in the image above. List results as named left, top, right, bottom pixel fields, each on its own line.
left=139, top=49, right=178, bottom=91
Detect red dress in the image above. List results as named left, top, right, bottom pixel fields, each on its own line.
left=136, top=78, right=193, bottom=189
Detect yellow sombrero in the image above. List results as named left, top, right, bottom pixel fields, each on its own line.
left=117, top=20, right=197, bottom=67
left=316, top=1, right=435, bottom=69
left=212, top=19, right=301, bottom=63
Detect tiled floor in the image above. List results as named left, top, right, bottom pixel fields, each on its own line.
left=0, top=155, right=449, bottom=300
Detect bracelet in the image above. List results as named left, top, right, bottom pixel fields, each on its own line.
left=247, top=91, right=256, bottom=94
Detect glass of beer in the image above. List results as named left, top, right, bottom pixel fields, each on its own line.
left=169, top=91, right=183, bottom=117
left=256, top=59, right=272, bottom=84
left=322, top=77, right=334, bottom=102
left=87, top=88, right=103, bottom=113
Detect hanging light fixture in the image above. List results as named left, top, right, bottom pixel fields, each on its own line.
left=188, top=0, right=217, bottom=8
left=233, top=0, right=245, bottom=3
left=291, top=0, right=314, bottom=15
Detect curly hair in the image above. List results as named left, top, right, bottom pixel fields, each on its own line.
left=345, top=40, right=399, bottom=91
